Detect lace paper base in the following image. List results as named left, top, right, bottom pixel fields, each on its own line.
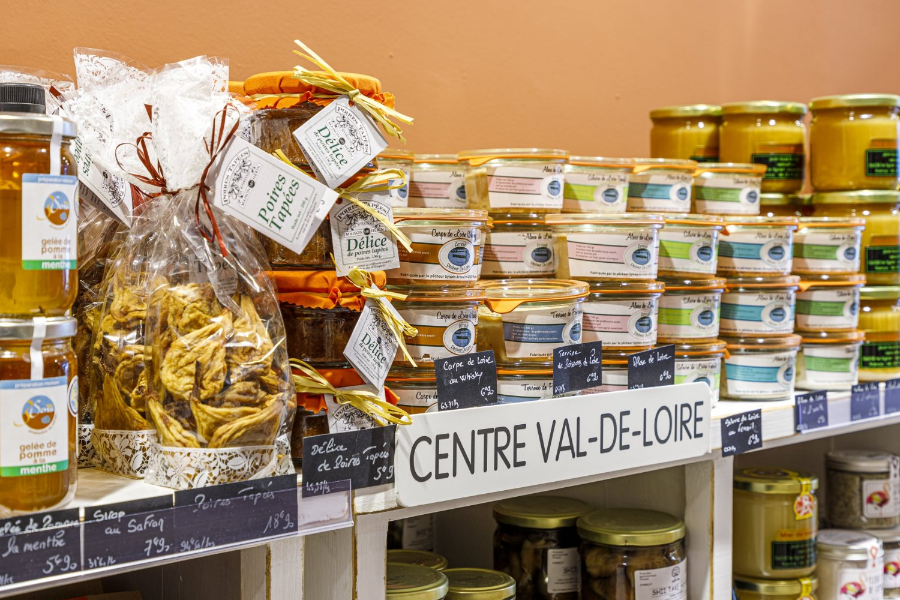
left=275, top=434, right=294, bottom=476
left=92, top=428, right=158, bottom=479
left=146, top=444, right=283, bottom=490
left=78, top=424, right=99, bottom=468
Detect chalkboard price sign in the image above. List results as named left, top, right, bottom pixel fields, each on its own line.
left=435, top=350, right=498, bottom=411
left=795, top=391, right=829, bottom=433
left=885, top=379, right=900, bottom=415
left=721, top=410, right=763, bottom=457
left=627, top=345, right=675, bottom=390
left=302, top=426, right=396, bottom=497
left=0, top=508, right=81, bottom=585
left=83, top=495, right=175, bottom=570
left=850, top=382, right=880, bottom=421
left=553, top=341, right=603, bottom=396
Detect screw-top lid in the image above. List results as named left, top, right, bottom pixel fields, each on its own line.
left=443, top=569, right=517, bottom=600
left=0, top=82, right=45, bottom=114
left=817, top=529, right=884, bottom=562
left=733, top=467, right=818, bottom=494
left=650, top=104, right=722, bottom=119
left=577, top=508, right=685, bottom=547
left=733, top=575, right=818, bottom=597
left=810, top=94, right=900, bottom=110
left=493, top=495, right=592, bottom=529
left=0, top=317, right=77, bottom=341
left=387, top=550, right=449, bottom=571
left=826, top=449, right=899, bottom=473
left=721, top=101, right=808, bottom=116
left=386, top=563, right=450, bottom=600
left=812, top=190, right=900, bottom=205
left=863, top=527, right=900, bottom=544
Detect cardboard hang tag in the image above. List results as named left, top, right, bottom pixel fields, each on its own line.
left=324, top=384, right=385, bottom=433
left=72, top=136, right=134, bottom=227
left=343, top=298, right=401, bottom=390
left=329, top=192, right=400, bottom=275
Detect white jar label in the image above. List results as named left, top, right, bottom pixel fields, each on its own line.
left=546, top=547, right=581, bottom=594
left=497, top=377, right=553, bottom=403
left=389, top=227, right=482, bottom=283
left=718, top=229, right=793, bottom=274
left=862, top=473, right=900, bottom=519
left=724, top=350, right=796, bottom=398
left=658, top=293, right=721, bottom=340
left=22, top=174, right=78, bottom=271
left=502, top=305, right=583, bottom=359
left=885, top=542, right=900, bottom=589
left=330, top=193, right=400, bottom=274
left=591, top=368, right=628, bottom=393
left=388, top=166, right=411, bottom=209
left=675, top=358, right=721, bottom=406
left=693, top=174, right=762, bottom=215
left=795, top=288, right=860, bottom=331
left=836, top=562, right=884, bottom=600
left=482, top=230, right=557, bottom=277
left=564, top=231, right=658, bottom=279
left=794, top=230, right=861, bottom=273
left=582, top=297, right=658, bottom=347
left=658, top=226, right=719, bottom=275
left=720, top=291, right=795, bottom=335
left=401, top=514, right=434, bottom=551
left=394, top=306, right=478, bottom=362
left=408, top=168, right=467, bottom=209
left=485, top=165, right=564, bottom=210
left=0, top=376, right=70, bottom=477
left=394, top=386, right=439, bottom=410
left=627, top=172, right=693, bottom=213
left=797, top=344, right=860, bottom=388
left=634, top=559, right=687, bottom=600
left=562, top=171, right=628, bottom=213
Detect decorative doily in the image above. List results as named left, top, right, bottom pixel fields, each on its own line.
left=91, top=428, right=158, bottom=479
left=146, top=444, right=280, bottom=490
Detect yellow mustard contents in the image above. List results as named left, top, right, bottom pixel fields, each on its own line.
left=809, top=94, right=900, bottom=191
left=720, top=101, right=808, bottom=194
left=760, top=193, right=810, bottom=218
left=858, top=286, right=900, bottom=381
left=650, top=104, right=722, bottom=162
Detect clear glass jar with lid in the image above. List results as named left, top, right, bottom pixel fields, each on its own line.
left=693, top=163, right=767, bottom=216
left=577, top=508, right=687, bottom=600
left=581, top=281, right=664, bottom=350
left=387, top=367, right=438, bottom=414
left=627, top=158, right=697, bottom=213
left=733, top=468, right=818, bottom=579
left=720, top=276, right=800, bottom=337
left=816, top=530, right=884, bottom=600
left=673, top=340, right=726, bottom=407
left=409, top=154, right=467, bottom=209
left=733, top=575, right=818, bottom=600
left=658, top=213, right=724, bottom=276
left=864, top=527, right=900, bottom=597
left=722, top=334, right=802, bottom=400
left=444, top=568, right=517, bottom=600
left=493, top=495, right=591, bottom=600
left=796, top=330, right=864, bottom=391
left=387, top=563, right=450, bottom=600
left=793, top=217, right=865, bottom=275
left=809, top=94, right=900, bottom=191
left=795, top=274, right=865, bottom=333
left=388, top=549, right=449, bottom=571
left=658, top=277, right=725, bottom=342
left=649, top=104, right=722, bottom=162
left=719, top=216, right=799, bottom=276
left=389, top=287, right=484, bottom=364
left=458, top=149, right=568, bottom=214
left=760, top=193, right=810, bottom=218
left=562, top=156, right=633, bottom=213
left=496, top=368, right=554, bottom=403
left=379, top=149, right=414, bottom=208
left=858, top=286, right=900, bottom=381
left=826, top=450, right=900, bottom=529
left=482, top=213, right=557, bottom=278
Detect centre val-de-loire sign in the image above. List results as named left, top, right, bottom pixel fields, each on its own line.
left=393, top=383, right=712, bottom=506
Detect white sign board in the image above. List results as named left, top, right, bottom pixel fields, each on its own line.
left=394, top=384, right=711, bottom=506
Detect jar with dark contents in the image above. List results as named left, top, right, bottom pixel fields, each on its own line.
left=493, top=496, right=591, bottom=600
left=826, top=450, right=900, bottom=529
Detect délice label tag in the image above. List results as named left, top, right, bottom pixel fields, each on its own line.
left=329, top=192, right=400, bottom=275
left=850, top=382, right=881, bottom=421
left=301, top=426, right=396, bottom=496
left=292, top=97, right=388, bottom=188
left=553, top=341, right=603, bottom=396
left=72, top=136, right=134, bottom=227
left=721, top=409, right=762, bottom=456
left=627, top=345, right=675, bottom=389
left=435, top=350, right=498, bottom=411
left=343, top=299, right=400, bottom=389
left=795, top=391, right=829, bottom=433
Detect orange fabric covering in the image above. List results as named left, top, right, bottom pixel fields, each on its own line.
left=243, top=71, right=395, bottom=110
left=269, top=270, right=386, bottom=311
left=228, top=80, right=245, bottom=94
left=293, top=367, right=399, bottom=412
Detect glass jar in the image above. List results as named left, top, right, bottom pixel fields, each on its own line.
left=760, top=193, right=810, bottom=218
left=389, top=549, right=449, bottom=571
left=249, top=104, right=323, bottom=172
left=258, top=221, right=334, bottom=269
left=482, top=214, right=557, bottom=279
left=720, top=101, right=808, bottom=194
left=496, top=368, right=554, bottom=403
left=693, top=163, right=766, bottom=216
left=734, top=576, right=818, bottom=600
left=444, top=568, right=517, bottom=600
left=389, top=288, right=484, bottom=364
left=380, top=149, right=414, bottom=209
left=458, top=149, right=568, bottom=214
left=817, top=530, right=884, bottom=600
left=546, top=213, right=664, bottom=282
left=581, top=281, right=663, bottom=349
left=562, top=157, right=633, bottom=213
left=388, top=516, right=437, bottom=552
left=387, top=368, right=439, bottom=414
left=827, top=450, right=900, bottom=529
left=720, top=276, right=800, bottom=337
left=859, top=286, right=900, bottom=382
left=476, top=280, right=589, bottom=366
left=719, top=217, right=799, bottom=276
left=386, top=563, right=449, bottom=600
left=290, top=408, right=328, bottom=467
left=387, top=208, right=491, bottom=288
left=0, top=317, right=78, bottom=515
left=811, top=190, right=900, bottom=285
left=592, top=353, right=630, bottom=392
left=0, top=87, right=79, bottom=317
left=650, top=104, right=722, bottom=162
left=809, top=94, right=900, bottom=191
left=674, top=340, right=726, bottom=407
left=627, top=158, right=697, bottom=213
left=733, top=468, right=818, bottom=579
left=493, top=495, right=591, bottom=600
left=797, top=330, right=864, bottom=391
left=577, top=508, right=687, bottom=600
left=864, top=528, right=900, bottom=597
left=793, top=218, right=865, bottom=275
left=409, top=154, right=467, bottom=209
left=658, top=277, right=725, bottom=342
left=658, top=214, right=724, bottom=277
left=722, top=335, right=801, bottom=401
left=795, top=274, right=865, bottom=332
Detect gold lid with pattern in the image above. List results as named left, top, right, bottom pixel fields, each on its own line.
left=386, top=563, right=449, bottom=600
left=387, top=550, right=449, bottom=571
left=444, top=568, right=516, bottom=600
left=493, top=496, right=591, bottom=529
left=733, top=467, right=819, bottom=494
left=577, top=509, right=685, bottom=547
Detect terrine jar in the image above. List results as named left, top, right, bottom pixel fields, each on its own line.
left=793, top=218, right=865, bottom=275
left=816, top=530, right=884, bottom=600
left=722, top=335, right=801, bottom=401
left=795, top=274, right=865, bottom=332
left=387, top=368, right=438, bottom=414
left=459, top=148, right=568, bottom=213
left=809, top=94, right=900, bottom=191
left=658, top=214, right=724, bottom=277
left=796, top=330, right=864, bottom=391
left=674, top=340, right=726, bottom=407
left=389, top=288, right=484, bottom=364
left=859, top=286, right=900, bottom=382
left=409, top=154, right=468, bottom=209
left=497, top=368, right=554, bottom=403
left=627, top=158, right=697, bottom=213
left=718, top=216, right=799, bottom=276
left=658, top=277, right=725, bottom=342
left=720, top=276, right=800, bottom=337
left=581, top=281, right=663, bottom=350
left=482, top=213, right=557, bottom=278
left=379, top=149, right=414, bottom=208
left=733, top=575, right=818, bottom=600
left=650, top=104, right=722, bottom=162
left=693, top=163, right=766, bottom=216
left=826, top=450, right=900, bottom=530
left=562, top=156, right=632, bottom=213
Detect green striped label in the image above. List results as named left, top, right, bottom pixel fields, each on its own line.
left=563, top=182, right=595, bottom=201
left=796, top=299, right=846, bottom=317
left=694, top=186, right=742, bottom=202
left=659, top=307, right=693, bottom=326
left=794, top=244, right=838, bottom=260
left=659, top=240, right=692, bottom=260
left=22, top=259, right=76, bottom=270
left=804, top=355, right=852, bottom=373
left=0, top=460, right=68, bottom=478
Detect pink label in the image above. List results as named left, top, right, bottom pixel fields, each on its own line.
left=583, top=313, right=630, bottom=333
left=484, top=244, right=525, bottom=262
left=409, top=181, right=450, bottom=199
left=568, top=241, right=626, bottom=263
left=488, top=175, right=544, bottom=195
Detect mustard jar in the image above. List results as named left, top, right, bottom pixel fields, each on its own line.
left=650, top=104, right=722, bottom=162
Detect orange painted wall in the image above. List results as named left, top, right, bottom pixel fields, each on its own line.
left=3, top=0, right=899, bottom=157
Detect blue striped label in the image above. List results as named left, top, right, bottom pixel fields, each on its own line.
left=721, top=303, right=764, bottom=322
left=718, top=241, right=762, bottom=260
left=726, top=364, right=782, bottom=383
left=503, top=322, right=566, bottom=343
left=629, top=183, right=673, bottom=199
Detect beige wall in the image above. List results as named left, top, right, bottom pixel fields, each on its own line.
left=3, top=0, right=899, bottom=157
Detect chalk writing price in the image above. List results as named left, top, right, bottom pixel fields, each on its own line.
left=721, top=410, right=763, bottom=456
left=795, top=391, right=829, bottom=433
left=553, top=341, right=603, bottom=396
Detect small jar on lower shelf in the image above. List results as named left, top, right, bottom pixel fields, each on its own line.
left=388, top=549, right=448, bottom=571
left=796, top=330, right=864, bottom=391
left=733, top=575, right=818, bottom=600
left=826, top=450, right=900, bottom=529
left=444, top=568, right=517, bottom=600
left=386, top=563, right=449, bottom=600
left=864, top=527, right=900, bottom=597
left=816, top=530, right=884, bottom=600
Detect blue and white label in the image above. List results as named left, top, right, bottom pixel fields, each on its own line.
left=718, top=228, right=793, bottom=274
left=497, top=377, right=553, bottom=404
left=501, top=305, right=583, bottom=360
left=720, top=291, right=795, bottom=335
left=21, top=174, right=78, bottom=271
left=724, top=350, right=797, bottom=399
left=675, top=358, right=721, bottom=407
left=627, top=171, right=693, bottom=213
left=0, top=376, right=70, bottom=477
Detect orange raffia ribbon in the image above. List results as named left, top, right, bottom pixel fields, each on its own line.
left=196, top=104, right=241, bottom=258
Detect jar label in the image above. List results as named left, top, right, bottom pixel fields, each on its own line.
left=482, top=230, right=557, bottom=277
left=393, top=386, right=439, bottom=409
left=798, top=344, right=860, bottom=388
left=564, top=231, right=658, bottom=279
left=0, top=376, right=70, bottom=477
left=659, top=293, right=721, bottom=339
left=795, top=288, right=859, bottom=331
left=794, top=231, right=861, bottom=272
left=408, top=169, right=467, bottom=209
left=582, top=297, right=658, bottom=347
left=633, top=558, right=687, bottom=600
left=393, top=306, right=477, bottom=362
left=387, top=166, right=410, bottom=209
left=21, top=174, right=78, bottom=271
left=658, top=227, right=719, bottom=275
left=771, top=530, right=816, bottom=570
left=497, top=377, right=553, bottom=403
left=391, top=228, right=482, bottom=282
left=501, top=305, right=583, bottom=359
left=675, top=358, right=721, bottom=404
left=627, top=172, right=693, bottom=213
left=885, top=542, right=900, bottom=589
left=485, top=165, right=564, bottom=210
left=835, top=562, right=884, bottom=600
left=562, top=171, right=628, bottom=213
left=862, top=468, right=900, bottom=519
left=866, top=142, right=899, bottom=178
left=861, top=341, right=900, bottom=371
left=693, top=175, right=761, bottom=215
left=866, top=243, right=900, bottom=275
left=752, top=145, right=804, bottom=181
left=718, top=230, right=793, bottom=274
left=720, top=291, right=795, bottom=335
left=725, top=351, right=796, bottom=397
left=329, top=193, right=400, bottom=274
left=401, top=514, right=434, bottom=551
left=545, top=547, right=581, bottom=594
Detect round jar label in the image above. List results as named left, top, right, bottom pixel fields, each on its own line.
left=718, top=229, right=793, bottom=274
left=562, top=170, right=629, bottom=213
left=563, top=230, right=659, bottom=279
left=795, top=287, right=860, bottom=331
left=482, top=230, right=557, bottom=277
left=720, top=291, right=795, bottom=335
left=794, top=230, right=862, bottom=273
left=659, top=293, right=721, bottom=340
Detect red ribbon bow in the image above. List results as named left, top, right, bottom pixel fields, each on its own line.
left=196, top=104, right=241, bottom=257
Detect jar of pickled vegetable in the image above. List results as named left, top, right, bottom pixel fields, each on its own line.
left=811, top=190, right=900, bottom=285
left=793, top=218, right=864, bottom=275
left=796, top=330, right=864, bottom=391
left=733, top=575, right=818, bottom=600
left=760, top=194, right=810, bottom=218
left=0, top=83, right=79, bottom=317
left=389, top=549, right=449, bottom=571
left=864, top=528, right=900, bottom=597
left=482, top=214, right=557, bottom=278
left=817, top=530, right=884, bottom=600
left=380, top=149, right=414, bottom=208
left=795, top=274, right=865, bottom=333
left=493, top=495, right=591, bottom=599
left=718, top=217, right=799, bottom=277
left=720, top=101, right=808, bottom=194
left=577, top=508, right=687, bottom=600
left=562, top=157, right=633, bottom=213
left=733, top=468, right=818, bottom=579
left=720, top=276, right=800, bottom=337
left=658, top=277, right=725, bottom=342
left=650, top=104, right=722, bottom=162
left=0, top=317, right=78, bottom=515
left=458, top=149, right=568, bottom=214
left=496, top=368, right=554, bottom=403
left=627, top=159, right=697, bottom=213
left=387, top=368, right=438, bottom=414
left=390, top=288, right=483, bottom=364
left=581, top=281, right=663, bottom=350
left=658, top=214, right=723, bottom=277
left=386, top=563, right=449, bottom=600
left=826, top=450, right=900, bottom=530
left=722, top=335, right=802, bottom=400
left=444, top=569, right=517, bottom=600
left=859, top=286, right=900, bottom=381
left=409, top=154, right=467, bottom=209
left=674, top=340, right=726, bottom=407
left=693, top=163, right=766, bottom=215
left=809, top=94, right=900, bottom=191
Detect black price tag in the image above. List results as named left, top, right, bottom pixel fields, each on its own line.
left=301, top=427, right=395, bottom=497
left=795, top=391, right=829, bottom=433
left=553, top=341, right=603, bottom=396
left=172, top=474, right=299, bottom=551
left=434, top=350, right=498, bottom=411
left=850, top=382, right=881, bottom=421
left=721, top=410, right=763, bottom=456
left=886, top=379, right=900, bottom=415
left=627, top=345, right=675, bottom=389
left=0, top=508, right=81, bottom=585
left=83, top=495, right=175, bottom=570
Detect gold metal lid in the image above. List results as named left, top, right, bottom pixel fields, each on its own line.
left=0, top=113, right=77, bottom=138
left=723, top=334, right=803, bottom=351
left=721, top=101, right=808, bottom=116
left=493, top=496, right=592, bottom=529
left=812, top=190, right=900, bottom=205
left=443, top=569, right=516, bottom=600
left=861, top=286, right=900, bottom=300
left=733, top=467, right=819, bottom=494
left=576, top=509, right=685, bottom=547
left=760, top=193, right=807, bottom=206
left=810, top=93, right=900, bottom=110
left=650, top=104, right=722, bottom=119
left=386, top=563, right=450, bottom=600
left=733, top=575, right=818, bottom=596
left=387, top=550, right=449, bottom=571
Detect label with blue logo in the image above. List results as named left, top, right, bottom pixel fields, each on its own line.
left=482, top=230, right=556, bottom=277
left=408, top=168, right=467, bottom=209
left=485, top=165, right=564, bottom=210
left=658, top=225, right=720, bottom=276
left=501, top=305, right=583, bottom=359
left=562, top=170, right=629, bottom=213
left=720, top=291, right=795, bottom=335
left=693, top=173, right=762, bottom=215
left=724, top=350, right=796, bottom=397
left=394, top=306, right=478, bottom=362
left=627, top=171, right=692, bottom=212
left=718, top=229, right=792, bottom=274
left=0, top=376, right=69, bottom=477
left=21, top=174, right=78, bottom=271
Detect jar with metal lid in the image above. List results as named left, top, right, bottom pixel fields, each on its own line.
left=496, top=368, right=554, bottom=403
left=859, top=286, right=900, bottom=381
left=387, top=209, right=491, bottom=288
left=388, top=515, right=437, bottom=552
left=380, top=149, right=414, bottom=208
left=674, top=340, right=726, bottom=407
left=722, top=334, right=801, bottom=400
left=734, top=575, right=818, bottom=600
left=809, top=94, right=900, bottom=191
left=793, top=217, right=865, bottom=275
left=761, top=193, right=810, bottom=218
left=719, top=216, right=799, bottom=276
left=733, top=468, right=818, bottom=579
left=458, top=149, right=568, bottom=214
left=864, top=527, right=900, bottom=597
left=797, top=330, right=864, bottom=391
left=445, top=568, right=517, bottom=600
left=493, top=495, right=591, bottom=599
left=387, top=368, right=438, bottom=414
left=390, top=287, right=483, bottom=364
left=387, top=563, right=450, bottom=600
left=482, top=214, right=557, bottom=278
left=795, top=274, right=865, bottom=332
left=580, top=281, right=662, bottom=349
left=827, top=450, right=900, bottom=529
left=0, top=317, right=78, bottom=515
left=627, top=158, right=697, bottom=213
left=546, top=213, right=664, bottom=282
left=693, top=163, right=767, bottom=215
left=0, top=83, right=79, bottom=317
left=577, top=508, right=687, bottom=600
left=562, top=157, right=633, bottom=213
left=475, top=280, right=588, bottom=366
left=410, top=154, right=467, bottom=209
left=720, top=101, right=808, bottom=194
left=389, top=549, right=449, bottom=571
left=658, top=277, right=725, bottom=342
left=811, top=190, right=900, bottom=285
left=817, top=530, right=884, bottom=600
left=650, top=104, right=722, bottom=162
left=658, top=213, right=724, bottom=276
left=720, top=276, right=800, bottom=337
